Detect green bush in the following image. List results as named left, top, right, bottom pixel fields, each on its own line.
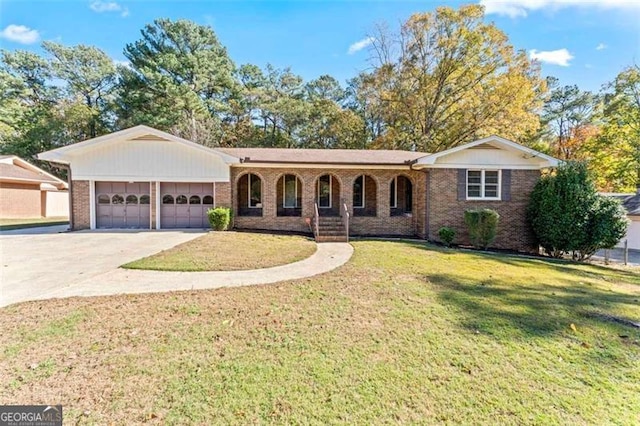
left=463, top=209, right=500, bottom=250
left=527, top=161, right=628, bottom=260
left=207, top=207, right=231, bottom=231
left=438, top=226, right=456, bottom=247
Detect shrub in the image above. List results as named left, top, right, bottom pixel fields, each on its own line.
left=207, top=207, right=231, bottom=231
left=464, top=209, right=500, bottom=250
left=438, top=226, right=456, bottom=247
left=527, top=161, right=628, bottom=260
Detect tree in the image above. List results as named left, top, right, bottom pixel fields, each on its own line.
left=360, top=5, right=544, bottom=152
left=527, top=162, right=628, bottom=260
left=43, top=42, right=117, bottom=138
left=117, top=19, right=236, bottom=145
left=583, top=65, right=640, bottom=192
left=538, top=77, right=597, bottom=160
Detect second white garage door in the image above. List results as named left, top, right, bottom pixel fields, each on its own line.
left=160, top=183, right=214, bottom=228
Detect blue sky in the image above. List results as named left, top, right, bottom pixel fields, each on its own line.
left=1, top=0, right=639, bottom=92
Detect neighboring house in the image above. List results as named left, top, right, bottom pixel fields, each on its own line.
left=37, top=125, right=559, bottom=252
left=0, top=155, right=69, bottom=219
left=605, top=190, right=640, bottom=250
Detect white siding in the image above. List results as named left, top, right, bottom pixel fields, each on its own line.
left=618, top=216, right=640, bottom=250
left=434, top=147, right=544, bottom=168
left=69, top=138, right=230, bottom=181
left=44, top=190, right=69, bottom=217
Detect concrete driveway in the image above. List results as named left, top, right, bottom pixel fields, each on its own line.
left=0, top=228, right=205, bottom=307
left=0, top=228, right=354, bottom=308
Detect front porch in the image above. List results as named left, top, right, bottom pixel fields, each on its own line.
left=230, top=167, right=426, bottom=238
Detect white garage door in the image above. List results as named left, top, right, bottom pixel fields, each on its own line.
left=160, top=182, right=213, bottom=228
left=96, top=182, right=150, bottom=229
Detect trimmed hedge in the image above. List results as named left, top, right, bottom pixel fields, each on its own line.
left=463, top=209, right=499, bottom=250
left=438, top=226, right=456, bottom=247
left=207, top=207, right=231, bottom=231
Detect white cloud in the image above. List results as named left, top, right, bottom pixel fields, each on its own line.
left=529, top=48, right=574, bottom=66
left=348, top=37, right=375, bottom=55
left=0, top=24, right=40, bottom=44
left=89, top=1, right=129, bottom=17
left=596, top=43, right=607, bottom=51
left=113, top=59, right=131, bottom=68
left=480, top=0, right=640, bottom=18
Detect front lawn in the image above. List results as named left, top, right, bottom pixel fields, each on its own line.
left=121, top=231, right=317, bottom=271
left=1, top=240, right=638, bottom=424
left=0, top=217, right=68, bottom=231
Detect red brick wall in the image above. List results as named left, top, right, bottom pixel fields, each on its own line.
left=71, top=180, right=90, bottom=230
left=0, top=182, right=42, bottom=218
left=214, top=182, right=231, bottom=208
left=427, top=169, right=539, bottom=252
left=229, top=166, right=427, bottom=237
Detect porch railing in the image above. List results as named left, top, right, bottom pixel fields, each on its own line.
left=341, top=199, right=350, bottom=243
left=313, top=202, right=320, bottom=240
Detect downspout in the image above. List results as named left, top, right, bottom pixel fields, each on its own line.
left=51, top=163, right=73, bottom=231
left=409, top=160, right=429, bottom=240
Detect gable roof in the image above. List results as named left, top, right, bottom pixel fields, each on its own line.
left=414, top=135, right=560, bottom=168
left=0, top=156, right=67, bottom=189
left=605, top=192, right=640, bottom=216
left=216, top=148, right=428, bottom=166
left=37, top=125, right=240, bottom=164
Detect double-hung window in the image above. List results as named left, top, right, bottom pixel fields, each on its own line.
left=467, top=170, right=500, bottom=200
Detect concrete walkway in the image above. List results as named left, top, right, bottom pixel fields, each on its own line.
left=1, top=228, right=353, bottom=307
left=26, top=243, right=353, bottom=304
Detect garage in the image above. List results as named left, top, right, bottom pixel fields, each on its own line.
left=96, top=181, right=150, bottom=228
left=160, top=182, right=213, bottom=228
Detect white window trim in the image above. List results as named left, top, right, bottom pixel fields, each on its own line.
left=467, top=169, right=501, bottom=201
left=354, top=175, right=365, bottom=209
left=248, top=174, right=262, bottom=208
left=318, top=175, right=332, bottom=209
left=390, top=177, right=398, bottom=208
left=283, top=175, right=299, bottom=208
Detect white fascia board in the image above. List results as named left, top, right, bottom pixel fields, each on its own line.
left=415, top=135, right=560, bottom=168
left=413, top=163, right=546, bottom=170
left=73, top=176, right=231, bottom=183
left=230, top=163, right=413, bottom=170
left=36, top=125, right=242, bottom=164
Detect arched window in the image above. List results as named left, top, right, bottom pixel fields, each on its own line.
left=176, top=195, right=188, bottom=205
left=237, top=173, right=263, bottom=216
left=390, top=175, right=413, bottom=216
left=139, top=195, right=150, bottom=205
left=354, top=175, right=377, bottom=216
left=189, top=195, right=201, bottom=204
left=98, top=194, right=110, bottom=204
left=126, top=195, right=138, bottom=205
left=202, top=195, right=213, bottom=205
left=162, top=195, right=174, bottom=204
left=112, top=194, right=124, bottom=205
left=277, top=174, right=302, bottom=217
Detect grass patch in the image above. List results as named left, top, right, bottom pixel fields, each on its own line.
left=121, top=231, right=317, bottom=271
left=0, top=217, right=68, bottom=230
left=1, top=240, right=638, bottom=424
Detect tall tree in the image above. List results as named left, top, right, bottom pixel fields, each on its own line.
left=538, top=77, right=597, bottom=160
left=117, top=19, right=236, bottom=145
left=360, top=5, right=544, bottom=152
left=583, top=65, right=640, bottom=191
left=43, top=42, right=117, bottom=138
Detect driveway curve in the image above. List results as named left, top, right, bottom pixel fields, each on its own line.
left=0, top=228, right=353, bottom=307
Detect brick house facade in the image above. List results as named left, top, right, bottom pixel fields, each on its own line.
left=39, top=126, right=559, bottom=253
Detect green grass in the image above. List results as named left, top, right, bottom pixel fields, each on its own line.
left=0, top=216, right=68, bottom=230
left=121, top=231, right=317, bottom=271
left=1, top=240, right=638, bottom=424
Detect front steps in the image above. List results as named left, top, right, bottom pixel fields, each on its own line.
left=315, top=216, right=348, bottom=243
